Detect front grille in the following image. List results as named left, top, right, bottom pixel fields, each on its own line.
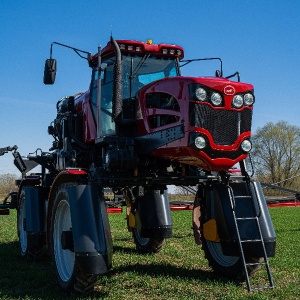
left=190, top=103, right=252, bottom=145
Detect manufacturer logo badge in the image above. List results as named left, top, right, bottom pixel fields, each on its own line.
left=224, top=85, right=235, bottom=95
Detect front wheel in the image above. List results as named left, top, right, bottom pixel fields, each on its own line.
left=199, top=191, right=262, bottom=279
left=202, top=239, right=262, bottom=279
left=132, top=228, right=165, bottom=253
left=50, top=184, right=97, bottom=294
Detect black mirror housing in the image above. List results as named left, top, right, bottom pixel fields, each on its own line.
left=215, top=70, right=222, bottom=77
left=43, top=59, right=57, bottom=84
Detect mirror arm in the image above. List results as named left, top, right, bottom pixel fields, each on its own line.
left=180, top=57, right=223, bottom=77
left=50, top=42, right=91, bottom=61
left=226, top=72, right=240, bottom=82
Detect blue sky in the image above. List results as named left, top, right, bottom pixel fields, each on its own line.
left=0, top=0, right=300, bottom=175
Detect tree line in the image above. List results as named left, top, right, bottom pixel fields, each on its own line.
left=1, top=121, right=300, bottom=197
left=251, top=120, right=300, bottom=195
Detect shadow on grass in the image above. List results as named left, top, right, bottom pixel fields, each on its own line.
left=111, top=261, right=217, bottom=280
left=0, top=242, right=240, bottom=299
left=112, top=245, right=241, bottom=287
left=172, top=232, right=194, bottom=239
left=0, top=241, right=108, bottom=299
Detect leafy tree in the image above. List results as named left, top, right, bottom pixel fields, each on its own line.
left=251, top=121, right=300, bottom=191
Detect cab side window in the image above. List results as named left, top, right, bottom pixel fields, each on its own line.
left=90, top=60, right=115, bottom=136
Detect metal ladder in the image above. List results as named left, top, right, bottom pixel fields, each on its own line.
left=228, top=183, right=274, bottom=291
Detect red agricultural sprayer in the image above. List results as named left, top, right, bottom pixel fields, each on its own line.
left=0, top=37, right=276, bottom=293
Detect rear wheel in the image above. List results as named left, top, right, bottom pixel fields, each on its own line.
left=132, top=228, right=165, bottom=253
left=50, top=184, right=97, bottom=294
left=17, top=189, right=42, bottom=260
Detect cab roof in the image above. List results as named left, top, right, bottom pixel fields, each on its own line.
left=90, top=39, right=184, bottom=65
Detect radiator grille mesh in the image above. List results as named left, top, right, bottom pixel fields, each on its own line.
left=189, top=103, right=252, bottom=145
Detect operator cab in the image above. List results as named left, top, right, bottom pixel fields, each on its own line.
left=89, top=40, right=184, bottom=136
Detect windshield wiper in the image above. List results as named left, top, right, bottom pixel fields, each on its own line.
left=128, top=53, right=150, bottom=97
left=130, top=53, right=150, bottom=79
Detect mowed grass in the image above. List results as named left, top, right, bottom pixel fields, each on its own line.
left=0, top=206, right=299, bottom=299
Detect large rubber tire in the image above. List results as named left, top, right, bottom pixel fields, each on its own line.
left=199, top=193, right=262, bottom=279
left=50, top=184, right=97, bottom=294
left=132, top=228, right=165, bottom=253
left=17, top=189, right=42, bottom=260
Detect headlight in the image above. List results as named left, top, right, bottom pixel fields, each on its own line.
left=195, top=87, right=207, bottom=101
left=244, top=93, right=254, bottom=106
left=241, top=139, right=252, bottom=152
left=211, top=92, right=222, bottom=106
left=232, top=94, right=243, bottom=108
left=195, top=136, right=206, bottom=149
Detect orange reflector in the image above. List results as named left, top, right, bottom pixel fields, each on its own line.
left=203, top=219, right=220, bottom=242
left=128, top=211, right=136, bottom=228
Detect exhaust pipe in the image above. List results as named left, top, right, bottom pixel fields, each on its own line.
left=110, top=37, right=123, bottom=123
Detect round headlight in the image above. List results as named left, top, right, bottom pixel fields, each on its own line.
left=211, top=92, right=222, bottom=106
left=232, top=94, right=243, bottom=108
left=195, top=136, right=206, bottom=149
left=195, top=87, right=207, bottom=101
left=241, top=139, right=252, bottom=152
left=244, top=93, right=254, bottom=106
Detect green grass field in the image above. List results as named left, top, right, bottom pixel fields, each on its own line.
left=0, top=207, right=299, bottom=300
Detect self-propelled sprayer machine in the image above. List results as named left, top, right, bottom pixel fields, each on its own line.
left=0, top=37, right=276, bottom=293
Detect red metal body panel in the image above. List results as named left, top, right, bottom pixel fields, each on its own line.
left=137, top=76, right=253, bottom=131
left=136, top=77, right=189, bottom=135
left=75, top=92, right=97, bottom=143
left=136, top=77, right=253, bottom=170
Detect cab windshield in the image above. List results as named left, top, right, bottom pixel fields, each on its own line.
left=91, top=53, right=179, bottom=136
left=122, top=54, right=179, bottom=98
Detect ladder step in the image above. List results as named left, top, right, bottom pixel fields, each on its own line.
left=246, top=262, right=267, bottom=266
left=236, top=217, right=256, bottom=220
left=251, top=286, right=274, bottom=291
left=234, top=195, right=252, bottom=199
left=241, top=239, right=262, bottom=243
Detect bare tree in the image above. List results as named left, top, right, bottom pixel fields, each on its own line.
left=251, top=121, right=300, bottom=190
left=0, top=174, right=17, bottom=195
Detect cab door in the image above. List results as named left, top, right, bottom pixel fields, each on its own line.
left=90, top=61, right=115, bottom=136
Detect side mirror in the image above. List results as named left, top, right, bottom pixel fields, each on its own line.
left=215, top=70, right=222, bottom=77
left=43, top=59, right=57, bottom=84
